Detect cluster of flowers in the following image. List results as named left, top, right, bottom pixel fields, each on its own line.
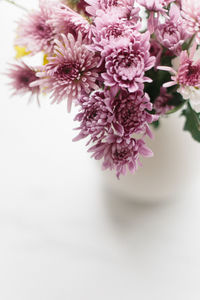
left=6, top=0, right=200, bottom=177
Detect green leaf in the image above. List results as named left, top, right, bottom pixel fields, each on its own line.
left=151, top=120, right=160, bottom=129
left=182, top=103, right=200, bottom=143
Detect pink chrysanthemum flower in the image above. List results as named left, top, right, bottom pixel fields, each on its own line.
left=73, top=90, right=114, bottom=142
left=101, top=33, right=155, bottom=93
left=16, top=0, right=57, bottom=55
left=49, top=4, right=92, bottom=40
left=92, top=9, right=140, bottom=51
left=158, top=47, right=200, bottom=112
left=158, top=49, right=200, bottom=88
left=7, top=61, right=40, bottom=104
left=155, top=4, right=189, bottom=55
left=85, top=0, right=139, bottom=19
left=154, top=87, right=174, bottom=115
left=31, top=33, right=99, bottom=112
left=89, top=134, right=153, bottom=178
left=181, top=0, right=200, bottom=44
left=113, top=91, right=158, bottom=136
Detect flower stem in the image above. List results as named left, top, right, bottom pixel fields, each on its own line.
left=3, top=0, right=28, bottom=12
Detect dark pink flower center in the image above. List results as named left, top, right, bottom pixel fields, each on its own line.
left=37, top=24, right=45, bottom=32
left=106, top=24, right=124, bottom=38
left=86, top=106, right=98, bottom=120
left=179, top=62, right=200, bottom=86
left=163, top=25, right=176, bottom=36
left=115, top=99, right=144, bottom=133
left=20, top=75, right=30, bottom=84
left=57, top=63, right=81, bottom=81
left=115, top=49, right=141, bottom=70
left=17, top=70, right=37, bottom=89
left=35, top=20, right=52, bottom=39
left=102, top=0, right=119, bottom=9
left=113, top=147, right=130, bottom=161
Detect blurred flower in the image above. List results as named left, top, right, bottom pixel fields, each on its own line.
left=31, top=33, right=99, bottom=112
left=7, top=61, right=40, bottom=103
left=16, top=0, right=57, bottom=55
left=154, top=87, right=174, bottom=115
left=49, top=3, right=92, bottom=40
left=182, top=0, right=200, bottom=44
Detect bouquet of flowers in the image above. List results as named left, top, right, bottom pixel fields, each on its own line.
left=4, top=0, right=200, bottom=177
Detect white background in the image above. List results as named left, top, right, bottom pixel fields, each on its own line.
left=0, top=1, right=200, bottom=299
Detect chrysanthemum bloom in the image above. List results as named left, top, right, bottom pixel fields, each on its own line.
left=16, top=0, right=57, bottom=55
left=154, top=87, right=174, bottom=115
left=118, top=0, right=140, bottom=27
left=158, top=47, right=200, bottom=112
left=113, top=91, right=158, bottom=136
left=7, top=61, right=40, bottom=104
left=92, top=7, right=140, bottom=51
left=31, top=33, right=99, bottom=112
left=85, top=0, right=139, bottom=19
left=181, top=0, right=200, bottom=44
left=73, top=90, right=114, bottom=142
left=49, top=4, right=92, bottom=40
left=155, top=4, right=189, bottom=55
left=93, top=0, right=140, bottom=28
left=101, top=33, right=155, bottom=93
left=88, top=134, right=153, bottom=178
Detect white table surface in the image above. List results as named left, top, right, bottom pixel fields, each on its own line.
left=0, top=1, right=200, bottom=299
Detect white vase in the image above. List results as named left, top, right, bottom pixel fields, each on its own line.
left=103, top=113, right=200, bottom=202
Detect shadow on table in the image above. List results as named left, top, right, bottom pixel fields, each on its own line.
left=102, top=185, right=180, bottom=240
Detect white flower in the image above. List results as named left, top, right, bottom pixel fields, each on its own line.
left=178, top=86, right=200, bottom=112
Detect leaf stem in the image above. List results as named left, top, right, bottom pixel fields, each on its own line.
left=3, top=0, right=28, bottom=12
